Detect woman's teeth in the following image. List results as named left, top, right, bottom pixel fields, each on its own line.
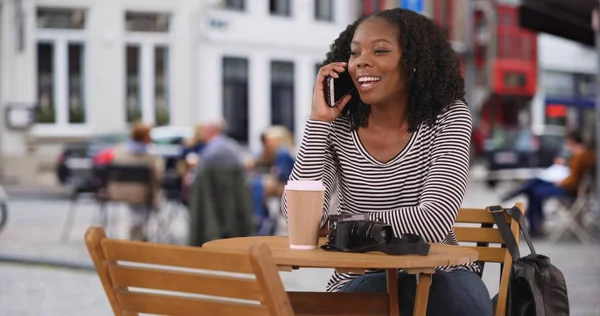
left=358, top=77, right=381, bottom=87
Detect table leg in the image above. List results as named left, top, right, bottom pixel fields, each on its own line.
left=386, top=269, right=400, bottom=316
left=413, top=273, right=432, bottom=316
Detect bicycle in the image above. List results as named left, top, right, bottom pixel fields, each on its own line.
left=0, top=184, right=7, bottom=233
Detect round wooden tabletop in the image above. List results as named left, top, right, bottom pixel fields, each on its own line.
left=203, top=236, right=478, bottom=270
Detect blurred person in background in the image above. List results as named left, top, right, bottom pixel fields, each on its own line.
left=179, top=124, right=206, bottom=204
left=470, top=121, right=489, bottom=163
left=109, top=122, right=164, bottom=241
left=179, top=123, right=206, bottom=174
left=245, top=132, right=277, bottom=174
left=188, top=117, right=254, bottom=245
left=501, top=131, right=595, bottom=236
left=195, top=118, right=242, bottom=166
left=250, top=125, right=295, bottom=235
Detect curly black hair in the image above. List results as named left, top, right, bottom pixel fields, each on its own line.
left=323, top=8, right=466, bottom=132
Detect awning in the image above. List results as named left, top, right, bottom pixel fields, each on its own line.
left=519, top=0, right=598, bottom=46
left=545, top=97, right=595, bottom=109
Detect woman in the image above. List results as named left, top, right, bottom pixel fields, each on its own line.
left=281, top=8, right=491, bottom=315
left=179, top=124, right=206, bottom=204
left=179, top=123, right=206, bottom=174
left=247, top=132, right=277, bottom=174
left=110, top=122, right=164, bottom=241
left=251, top=125, right=295, bottom=235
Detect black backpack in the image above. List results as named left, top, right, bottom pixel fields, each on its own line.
left=489, top=205, right=570, bottom=316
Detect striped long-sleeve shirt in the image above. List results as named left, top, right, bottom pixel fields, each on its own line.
left=281, top=101, right=479, bottom=292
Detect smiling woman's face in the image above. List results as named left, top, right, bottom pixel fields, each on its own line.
left=348, top=17, right=406, bottom=106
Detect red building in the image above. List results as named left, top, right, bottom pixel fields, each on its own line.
left=477, top=4, right=538, bottom=129
left=430, top=1, right=538, bottom=130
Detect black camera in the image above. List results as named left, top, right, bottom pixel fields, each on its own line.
left=327, top=214, right=394, bottom=250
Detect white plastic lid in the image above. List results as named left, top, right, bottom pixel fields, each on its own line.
left=285, top=180, right=326, bottom=191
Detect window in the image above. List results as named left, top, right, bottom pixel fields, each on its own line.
left=37, top=7, right=86, bottom=29
left=315, top=0, right=334, bottom=21
left=126, top=46, right=141, bottom=122
left=35, top=7, right=87, bottom=126
left=37, top=43, right=55, bottom=123
left=543, top=71, right=575, bottom=98
left=222, top=57, right=249, bottom=143
left=68, top=44, right=85, bottom=123
left=154, top=46, right=169, bottom=126
left=125, top=11, right=171, bottom=125
left=125, top=12, right=170, bottom=33
left=225, top=0, right=245, bottom=11
left=574, top=73, right=595, bottom=99
left=271, top=61, right=295, bottom=133
left=36, top=42, right=86, bottom=124
left=270, top=0, right=291, bottom=16
left=503, top=72, right=526, bottom=89
left=124, top=45, right=170, bottom=125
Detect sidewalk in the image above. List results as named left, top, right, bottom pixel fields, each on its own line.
left=2, top=185, right=71, bottom=200
left=1, top=183, right=599, bottom=315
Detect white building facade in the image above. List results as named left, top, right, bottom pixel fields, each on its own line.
left=0, top=0, right=358, bottom=185
left=530, top=33, right=597, bottom=142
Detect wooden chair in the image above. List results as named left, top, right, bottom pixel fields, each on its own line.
left=548, top=172, right=598, bottom=244
left=85, top=226, right=295, bottom=316
left=454, top=202, right=525, bottom=316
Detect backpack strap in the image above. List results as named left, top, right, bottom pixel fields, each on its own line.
left=505, top=205, right=537, bottom=255
left=487, top=205, right=521, bottom=261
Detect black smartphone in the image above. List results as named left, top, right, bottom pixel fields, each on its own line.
left=324, top=71, right=356, bottom=107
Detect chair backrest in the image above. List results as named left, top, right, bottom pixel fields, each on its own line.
left=454, top=202, right=524, bottom=316
left=577, top=170, right=596, bottom=198
left=104, top=164, right=154, bottom=205
left=85, top=227, right=295, bottom=316
left=105, top=163, right=153, bottom=183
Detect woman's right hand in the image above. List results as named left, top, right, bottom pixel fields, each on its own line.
left=310, top=62, right=353, bottom=123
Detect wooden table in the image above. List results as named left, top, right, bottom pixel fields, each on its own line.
left=203, top=236, right=478, bottom=316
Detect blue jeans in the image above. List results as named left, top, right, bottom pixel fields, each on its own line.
left=528, top=182, right=569, bottom=235
left=250, top=176, right=276, bottom=236
left=504, top=178, right=569, bottom=235
left=340, top=269, right=492, bottom=316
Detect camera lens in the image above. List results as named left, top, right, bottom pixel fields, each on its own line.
left=337, top=220, right=394, bottom=249
left=367, top=223, right=393, bottom=245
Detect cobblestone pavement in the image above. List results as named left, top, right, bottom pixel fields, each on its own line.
left=1, top=182, right=599, bottom=315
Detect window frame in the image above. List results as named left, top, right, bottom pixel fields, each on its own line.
left=124, top=27, right=172, bottom=126
left=315, top=0, right=334, bottom=22
left=270, top=0, right=292, bottom=17
left=270, top=60, right=295, bottom=134
left=33, top=22, right=90, bottom=136
left=222, top=57, right=250, bottom=144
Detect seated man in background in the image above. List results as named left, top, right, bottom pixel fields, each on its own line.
left=502, top=131, right=595, bottom=236
left=108, top=122, right=164, bottom=241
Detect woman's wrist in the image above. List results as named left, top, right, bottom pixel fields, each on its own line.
left=307, top=118, right=334, bottom=126
left=309, top=115, right=334, bottom=123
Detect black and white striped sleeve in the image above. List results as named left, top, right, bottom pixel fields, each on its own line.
left=281, top=120, right=339, bottom=227
left=369, top=103, right=473, bottom=243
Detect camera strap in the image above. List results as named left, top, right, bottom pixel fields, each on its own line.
left=320, top=233, right=430, bottom=256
